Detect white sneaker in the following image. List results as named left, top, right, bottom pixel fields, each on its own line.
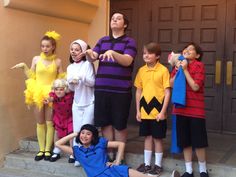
left=171, top=170, right=180, bottom=177
left=74, top=160, right=80, bottom=167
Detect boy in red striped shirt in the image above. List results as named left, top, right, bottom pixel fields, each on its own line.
left=170, top=42, right=209, bottom=177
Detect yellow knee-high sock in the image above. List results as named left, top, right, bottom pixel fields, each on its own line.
left=37, top=123, right=46, bottom=153
left=45, top=121, right=54, bottom=153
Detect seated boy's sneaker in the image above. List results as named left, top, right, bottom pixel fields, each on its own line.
left=137, top=163, right=152, bottom=173
left=181, top=172, right=194, bottom=177
left=171, top=170, right=181, bottom=177
left=74, top=160, right=80, bottom=167
left=148, top=165, right=163, bottom=176
left=200, top=172, right=209, bottom=177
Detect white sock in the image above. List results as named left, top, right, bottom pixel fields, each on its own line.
left=198, top=161, right=207, bottom=173
left=53, top=147, right=61, bottom=154
left=155, top=152, right=163, bottom=167
left=185, top=161, right=193, bottom=174
left=144, top=150, right=152, bottom=166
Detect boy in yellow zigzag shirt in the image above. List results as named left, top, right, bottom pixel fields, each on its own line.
left=134, top=42, right=171, bottom=176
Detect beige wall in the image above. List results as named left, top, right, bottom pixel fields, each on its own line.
left=0, top=0, right=108, bottom=166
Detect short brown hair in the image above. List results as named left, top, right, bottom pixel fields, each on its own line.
left=144, top=42, right=161, bottom=56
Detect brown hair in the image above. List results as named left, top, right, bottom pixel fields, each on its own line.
left=144, top=42, right=161, bottom=56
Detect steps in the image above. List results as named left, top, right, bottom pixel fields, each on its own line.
left=1, top=136, right=236, bottom=177
left=1, top=136, right=172, bottom=177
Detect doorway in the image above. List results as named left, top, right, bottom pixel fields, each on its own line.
left=111, top=0, right=236, bottom=133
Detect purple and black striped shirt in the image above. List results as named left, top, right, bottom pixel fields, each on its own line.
left=93, top=35, right=137, bottom=93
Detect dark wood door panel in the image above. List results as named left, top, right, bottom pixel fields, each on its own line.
left=151, top=0, right=226, bottom=132
left=110, top=0, right=236, bottom=133
left=223, top=0, right=236, bottom=133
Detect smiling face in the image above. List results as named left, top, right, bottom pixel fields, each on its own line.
left=183, top=44, right=200, bottom=61
left=70, top=43, right=83, bottom=63
left=79, top=129, right=93, bottom=147
left=54, top=87, right=66, bottom=98
left=143, top=47, right=159, bottom=67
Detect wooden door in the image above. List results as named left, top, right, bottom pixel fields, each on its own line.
left=110, top=0, right=236, bottom=133
left=223, top=0, right=236, bottom=133
left=151, top=0, right=226, bottom=132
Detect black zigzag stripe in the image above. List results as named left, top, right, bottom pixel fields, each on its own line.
left=140, top=97, right=163, bottom=115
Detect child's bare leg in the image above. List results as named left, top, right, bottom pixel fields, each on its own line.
left=129, top=169, right=153, bottom=177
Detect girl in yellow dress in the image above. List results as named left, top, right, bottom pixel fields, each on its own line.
left=11, top=31, right=65, bottom=161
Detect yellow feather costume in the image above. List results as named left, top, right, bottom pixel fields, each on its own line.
left=24, top=31, right=65, bottom=110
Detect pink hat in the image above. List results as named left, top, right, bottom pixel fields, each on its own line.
left=70, top=39, right=88, bottom=53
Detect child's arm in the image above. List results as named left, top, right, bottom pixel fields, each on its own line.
left=11, top=63, right=32, bottom=78
left=44, top=96, right=54, bottom=104
left=135, top=88, right=142, bottom=122
left=11, top=56, right=38, bottom=79
left=55, top=132, right=78, bottom=155
left=181, top=62, right=200, bottom=91
left=85, top=49, right=99, bottom=62
left=80, top=63, right=95, bottom=87
left=107, top=141, right=125, bottom=165
left=157, top=88, right=171, bottom=121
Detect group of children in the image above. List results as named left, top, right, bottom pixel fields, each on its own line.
left=11, top=12, right=209, bottom=177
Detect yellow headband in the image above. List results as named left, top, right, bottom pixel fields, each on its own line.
left=45, top=31, right=61, bottom=41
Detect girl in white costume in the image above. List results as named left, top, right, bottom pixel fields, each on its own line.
left=67, top=39, right=95, bottom=165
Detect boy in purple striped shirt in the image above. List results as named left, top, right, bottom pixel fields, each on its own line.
left=86, top=12, right=137, bottom=160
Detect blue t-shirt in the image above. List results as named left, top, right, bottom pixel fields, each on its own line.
left=73, top=137, right=129, bottom=177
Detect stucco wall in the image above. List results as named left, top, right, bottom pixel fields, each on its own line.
left=0, top=0, right=108, bottom=166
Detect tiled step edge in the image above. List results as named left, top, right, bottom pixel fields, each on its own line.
left=4, top=150, right=86, bottom=177
left=126, top=153, right=236, bottom=177
left=0, top=167, right=63, bottom=177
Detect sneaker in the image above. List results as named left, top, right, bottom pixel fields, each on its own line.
left=181, top=172, right=194, bottom=177
left=137, top=163, right=152, bottom=173
left=49, top=153, right=60, bottom=162
left=68, top=155, right=75, bottom=163
left=200, top=172, right=209, bottom=177
left=34, top=151, right=44, bottom=161
left=171, top=170, right=181, bottom=177
left=74, top=160, right=80, bottom=167
left=148, top=165, right=163, bottom=176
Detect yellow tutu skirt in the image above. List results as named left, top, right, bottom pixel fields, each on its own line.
left=24, top=78, right=52, bottom=110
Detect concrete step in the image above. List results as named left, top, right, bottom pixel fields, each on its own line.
left=0, top=167, right=63, bottom=177
left=18, top=137, right=236, bottom=177
left=3, top=150, right=172, bottom=177
left=126, top=153, right=236, bottom=177
left=4, top=150, right=86, bottom=177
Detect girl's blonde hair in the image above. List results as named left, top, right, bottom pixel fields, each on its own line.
left=52, top=79, right=69, bottom=93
